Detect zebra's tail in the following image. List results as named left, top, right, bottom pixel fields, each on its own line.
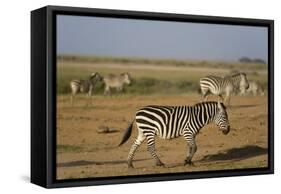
left=118, top=120, right=135, bottom=147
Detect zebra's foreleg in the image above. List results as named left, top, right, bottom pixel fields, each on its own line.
left=201, top=89, right=209, bottom=102
left=70, top=95, right=74, bottom=107
left=183, top=133, right=197, bottom=165
left=203, top=95, right=209, bottom=102
left=104, top=86, right=110, bottom=96
left=127, top=133, right=145, bottom=168
left=185, top=143, right=197, bottom=165
left=224, top=89, right=232, bottom=107
left=253, top=89, right=257, bottom=96
left=116, top=86, right=123, bottom=96
left=219, top=94, right=224, bottom=102
left=146, top=136, right=164, bottom=167
left=117, top=86, right=123, bottom=92
left=88, top=88, right=93, bottom=105
left=225, top=94, right=231, bottom=107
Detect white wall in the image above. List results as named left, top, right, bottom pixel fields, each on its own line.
left=0, top=0, right=279, bottom=193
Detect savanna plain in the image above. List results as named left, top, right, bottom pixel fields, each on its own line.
left=56, top=56, right=268, bottom=179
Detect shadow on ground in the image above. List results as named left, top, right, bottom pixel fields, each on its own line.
left=199, top=145, right=267, bottom=162
left=57, top=158, right=150, bottom=168
left=57, top=145, right=267, bottom=168
left=230, top=104, right=260, bottom=109
left=166, top=145, right=268, bottom=168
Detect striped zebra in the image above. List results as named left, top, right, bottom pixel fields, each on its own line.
left=70, top=72, right=102, bottom=106
left=118, top=101, right=230, bottom=168
left=241, top=81, right=265, bottom=96
left=103, top=73, right=132, bottom=95
left=199, top=73, right=249, bottom=106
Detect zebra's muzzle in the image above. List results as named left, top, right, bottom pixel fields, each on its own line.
left=222, top=126, right=230, bottom=135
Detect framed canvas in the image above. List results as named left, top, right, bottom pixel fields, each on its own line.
left=31, top=5, right=274, bottom=188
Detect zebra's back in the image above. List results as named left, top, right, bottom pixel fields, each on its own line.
left=135, top=105, right=189, bottom=139
left=103, top=74, right=123, bottom=87
left=70, top=79, right=90, bottom=93
left=200, top=76, right=225, bottom=95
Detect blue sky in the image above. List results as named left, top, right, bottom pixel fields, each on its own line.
left=57, top=15, right=268, bottom=62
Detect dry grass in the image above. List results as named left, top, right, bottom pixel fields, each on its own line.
left=56, top=94, right=268, bottom=180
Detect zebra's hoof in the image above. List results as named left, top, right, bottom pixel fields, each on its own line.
left=128, top=164, right=134, bottom=169
left=127, top=161, right=134, bottom=168
left=184, top=159, right=194, bottom=166
left=156, top=161, right=165, bottom=167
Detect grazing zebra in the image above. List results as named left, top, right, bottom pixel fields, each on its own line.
left=199, top=73, right=249, bottom=106
left=118, top=101, right=230, bottom=168
left=103, top=73, right=131, bottom=95
left=70, top=72, right=102, bottom=106
left=241, top=81, right=265, bottom=96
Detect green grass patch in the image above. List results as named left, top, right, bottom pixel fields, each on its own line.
left=56, top=56, right=268, bottom=95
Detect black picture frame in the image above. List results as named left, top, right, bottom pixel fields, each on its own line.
left=31, top=5, right=274, bottom=188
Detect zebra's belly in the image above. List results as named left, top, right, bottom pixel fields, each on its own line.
left=210, top=88, right=222, bottom=95
left=80, top=85, right=89, bottom=92
left=157, top=134, right=181, bottom=140
left=156, top=126, right=182, bottom=139
left=106, top=82, right=122, bottom=88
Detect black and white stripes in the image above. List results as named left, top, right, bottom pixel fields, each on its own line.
left=199, top=73, right=249, bottom=105
left=118, top=101, right=230, bottom=168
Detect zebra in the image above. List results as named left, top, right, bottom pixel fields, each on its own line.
left=241, top=81, right=265, bottom=96
left=118, top=101, right=230, bottom=168
left=199, top=73, right=249, bottom=106
left=103, top=73, right=132, bottom=95
left=70, top=72, right=102, bottom=106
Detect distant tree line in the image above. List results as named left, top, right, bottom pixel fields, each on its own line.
left=238, top=57, right=266, bottom=64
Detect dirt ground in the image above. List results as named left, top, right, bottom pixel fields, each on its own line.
left=56, top=94, right=268, bottom=180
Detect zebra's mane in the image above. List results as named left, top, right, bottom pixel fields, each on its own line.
left=226, top=72, right=246, bottom=78
left=121, top=72, right=131, bottom=78
left=90, top=72, right=101, bottom=79
left=193, top=101, right=226, bottom=110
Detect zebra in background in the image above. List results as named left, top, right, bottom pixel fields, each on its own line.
left=241, top=81, right=265, bottom=96
left=199, top=73, right=249, bottom=106
left=103, top=73, right=132, bottom=95
left=118, top=101, right=230, bottom=168
left=70, top=72, right=102, bottom=106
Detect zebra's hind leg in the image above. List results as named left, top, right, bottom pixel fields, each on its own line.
left=146, top=136, right=164, bottom=167
left=127, top=132, right=145, bottom=168
left=87, top=92, right=94, bottom=107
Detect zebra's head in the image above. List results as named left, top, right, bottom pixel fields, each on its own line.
left=214, top=101, right=230, bottom=135
left=240, top=73, right=249, bottom=90
left=90, top=72, right=103, bottom=81
left=121, top=73, right=132, bottom=85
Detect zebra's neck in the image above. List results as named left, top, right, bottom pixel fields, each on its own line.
left=190, top=102, right=218, bottom=133
left=90, top=75, right=99, bottom=84
left=228, top=74, right=241, bottom=86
